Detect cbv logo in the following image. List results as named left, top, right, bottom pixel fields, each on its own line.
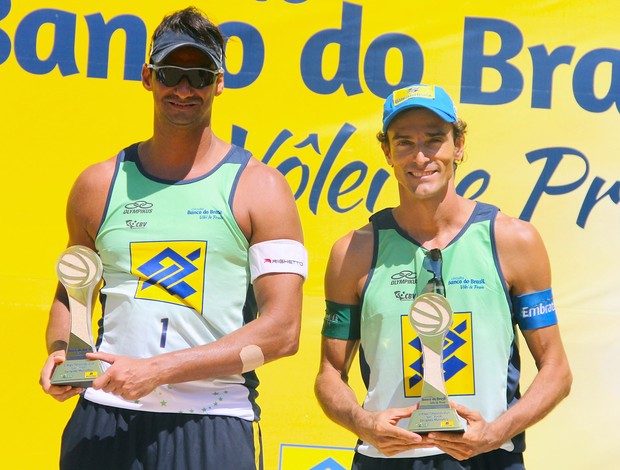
left=131, top=241, right=207, bottom=313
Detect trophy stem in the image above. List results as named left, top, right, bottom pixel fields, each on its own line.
left=408, top=293, right=465, bottom=433
left=66, top=294, right=95, bottom=351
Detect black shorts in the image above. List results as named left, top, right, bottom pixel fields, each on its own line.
left=351, top=449, right=525, bottom=470
left=60, top=397, right=263, bottom=470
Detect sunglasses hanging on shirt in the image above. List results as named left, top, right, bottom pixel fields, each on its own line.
left=422, top=248, right=446, bottom=297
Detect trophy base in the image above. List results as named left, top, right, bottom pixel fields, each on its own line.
left=408, top=406, right=465, bottom=434
left=51, top=359, right=104, bottom=388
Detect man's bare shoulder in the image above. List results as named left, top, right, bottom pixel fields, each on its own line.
left=494, top=211, right=550, bottom=293
left=331, top=223, right=374, bottom=261
left=66, top=155, right=118, bottom=242
left=242, top=156, right=289, bottom=189
left=494, top=211, right=544, bottom=251
left=325, top=223, right=373, bottom=303
left=328, top=223, right=373, bottom=271
left=235, top=155, right=303, bottom=243
left=72, top=156, right=117, bottom=193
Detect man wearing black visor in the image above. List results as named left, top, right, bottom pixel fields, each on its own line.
left=40, top=7, right=306, bottom=470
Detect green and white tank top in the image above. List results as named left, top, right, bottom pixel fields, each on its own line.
left=357, top=202, right=523, bottom=458
left=85, top=143, right=261, bottom=421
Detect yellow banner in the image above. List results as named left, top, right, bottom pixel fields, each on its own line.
left=2, top=1, right=618, bottom=469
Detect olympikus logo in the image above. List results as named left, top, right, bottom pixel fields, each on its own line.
left=123, top=201, right=153, bottom=214
left=391, top=270, right=416, bottom=285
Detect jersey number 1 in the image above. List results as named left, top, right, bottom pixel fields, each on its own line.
left=160, top=318, right=169, bottom=348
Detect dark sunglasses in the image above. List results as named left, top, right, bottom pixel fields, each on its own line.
left=147, top=64, right=220, bottom=89
left=422, top=248, right=445, bottom=296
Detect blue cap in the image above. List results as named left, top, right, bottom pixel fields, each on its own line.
left=149, top=30, right=223, bottom=70
left=382, top=84, right=457, bottom=133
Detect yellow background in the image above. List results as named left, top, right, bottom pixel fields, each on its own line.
left=1, top=1, right=619, bottom=469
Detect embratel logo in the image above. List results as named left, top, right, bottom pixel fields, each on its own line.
left=123, top=201, right=153, bottom=214
left=520, top=301, right=556, bottom=319
left=391, top=270, right=417, bottom=285
left=130, top=241, right=207, bottom=313
left=401, top=312, right=474, bottom=397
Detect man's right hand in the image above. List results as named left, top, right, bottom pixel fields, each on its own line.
left=39, top=352, right=84, bottom=402
left=356, top=406, right=435, bottom=456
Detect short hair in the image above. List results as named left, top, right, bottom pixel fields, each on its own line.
left=376, top=118, right=468, bottom=145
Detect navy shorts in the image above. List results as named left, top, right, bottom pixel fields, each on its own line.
left=351, top=449, right=525, bottom=470
left=60, top=397, right=263, bottom=470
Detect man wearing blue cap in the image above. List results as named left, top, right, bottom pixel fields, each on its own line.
left=40, top=7, right=306, bottom=469
left=315, top=84, right=572, bottom=469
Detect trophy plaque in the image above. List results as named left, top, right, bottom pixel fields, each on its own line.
left=407, top=292, right=465, bottom=433
left=50, top=245, right=104, bottom=388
